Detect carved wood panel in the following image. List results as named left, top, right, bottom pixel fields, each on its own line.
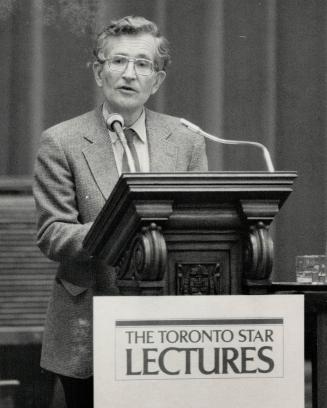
left=176, top=262, right=221, bottom=295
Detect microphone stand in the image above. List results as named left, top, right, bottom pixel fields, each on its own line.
left=180, top=118, right=275, bottom=172
left=107, top=114, right=136, bottom=173
left=112, top=123, right=136, bottom=173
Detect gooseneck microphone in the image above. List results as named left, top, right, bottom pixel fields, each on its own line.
left=106, top=113, right=124, bottom=132
left=180, top=118, right=275, bottom=172
left=106, top=113, right=136, bottom=172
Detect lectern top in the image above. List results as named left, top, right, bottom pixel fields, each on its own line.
left=83, top=171, right=297, bottom=260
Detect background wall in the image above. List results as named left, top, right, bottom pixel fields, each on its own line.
left=0, top=0, right=326, bottom=280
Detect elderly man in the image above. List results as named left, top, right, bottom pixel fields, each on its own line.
left=33, top=15, right=207, bottom=408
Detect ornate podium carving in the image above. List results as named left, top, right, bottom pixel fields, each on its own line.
left=84, top=172, right=296, bottom=295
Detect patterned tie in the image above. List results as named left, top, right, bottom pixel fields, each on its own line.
left=121, top=128, right=141, bottom=172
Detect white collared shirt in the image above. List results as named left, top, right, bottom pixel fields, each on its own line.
left=102, top=104, right=150, bottom=174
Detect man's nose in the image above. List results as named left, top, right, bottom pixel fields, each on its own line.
left=122, top=60, right=136, bottom=79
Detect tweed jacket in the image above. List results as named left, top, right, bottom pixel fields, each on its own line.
left=33, top=106, right=208, bottom=378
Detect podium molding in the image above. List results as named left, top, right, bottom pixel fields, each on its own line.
left=84, top=172, right=297, bottom=295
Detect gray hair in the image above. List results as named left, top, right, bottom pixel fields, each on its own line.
left=93, top=16, right=171, bottom=71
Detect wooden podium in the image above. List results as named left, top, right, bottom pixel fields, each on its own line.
left=83, top=172, right=297, bottom=296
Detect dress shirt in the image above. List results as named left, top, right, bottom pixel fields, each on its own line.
left=102, top=104, right=150, bottom=174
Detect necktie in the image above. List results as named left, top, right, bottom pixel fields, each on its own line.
left=121, top=128, right=141, bottom=172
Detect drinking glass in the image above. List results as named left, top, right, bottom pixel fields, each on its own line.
left=295, top=255, right=326, bottom=284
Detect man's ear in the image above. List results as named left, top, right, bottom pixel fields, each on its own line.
left=93, top=61, right=104, bottom=88
left=150, top=70, right=166, bottom=95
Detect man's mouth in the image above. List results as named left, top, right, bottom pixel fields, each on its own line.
left=118, top=86, right=136, bottom=93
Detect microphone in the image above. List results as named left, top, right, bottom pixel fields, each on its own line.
left=106, top=113, right=124, bottom=132
left=180, top=118, right=275, bottom=172
left=106, top=113, right=136, bottom=172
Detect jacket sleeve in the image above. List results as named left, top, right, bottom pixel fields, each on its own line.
left=188, top=135, right=208, bottom=171
left=33, top=131, right=93, bottom=263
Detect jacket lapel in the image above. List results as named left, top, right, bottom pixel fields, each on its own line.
left=82, top=107, right=119, bottom=199
left=82, top=107, right=179, bottom=199
left=146, top=109, right=178, bottom=172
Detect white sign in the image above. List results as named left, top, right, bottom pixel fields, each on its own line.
left=94, top=295, right=304, bottom=408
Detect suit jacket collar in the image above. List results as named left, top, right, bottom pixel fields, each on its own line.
left=82, top=106, right=178, bottom=199
left=82, top=106, right=119, bottom=199
left=145, top=108, right=178, bottom=173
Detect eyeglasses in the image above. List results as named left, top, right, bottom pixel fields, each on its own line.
left=99, top=54, right=158, bottom=76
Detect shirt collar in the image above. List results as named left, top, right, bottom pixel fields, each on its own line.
left=102, top=103, right=146, bottom=144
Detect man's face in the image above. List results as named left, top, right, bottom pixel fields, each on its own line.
left=93, top=33, right=166, bottom=118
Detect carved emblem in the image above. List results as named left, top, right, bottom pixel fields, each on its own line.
left=176, top=263, right=221, bottom=295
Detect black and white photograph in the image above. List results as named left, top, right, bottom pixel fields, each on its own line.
left=0, top=1, right=326, bottom=407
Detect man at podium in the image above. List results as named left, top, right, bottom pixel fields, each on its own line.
left=33, top=15, right=207, bottom=408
